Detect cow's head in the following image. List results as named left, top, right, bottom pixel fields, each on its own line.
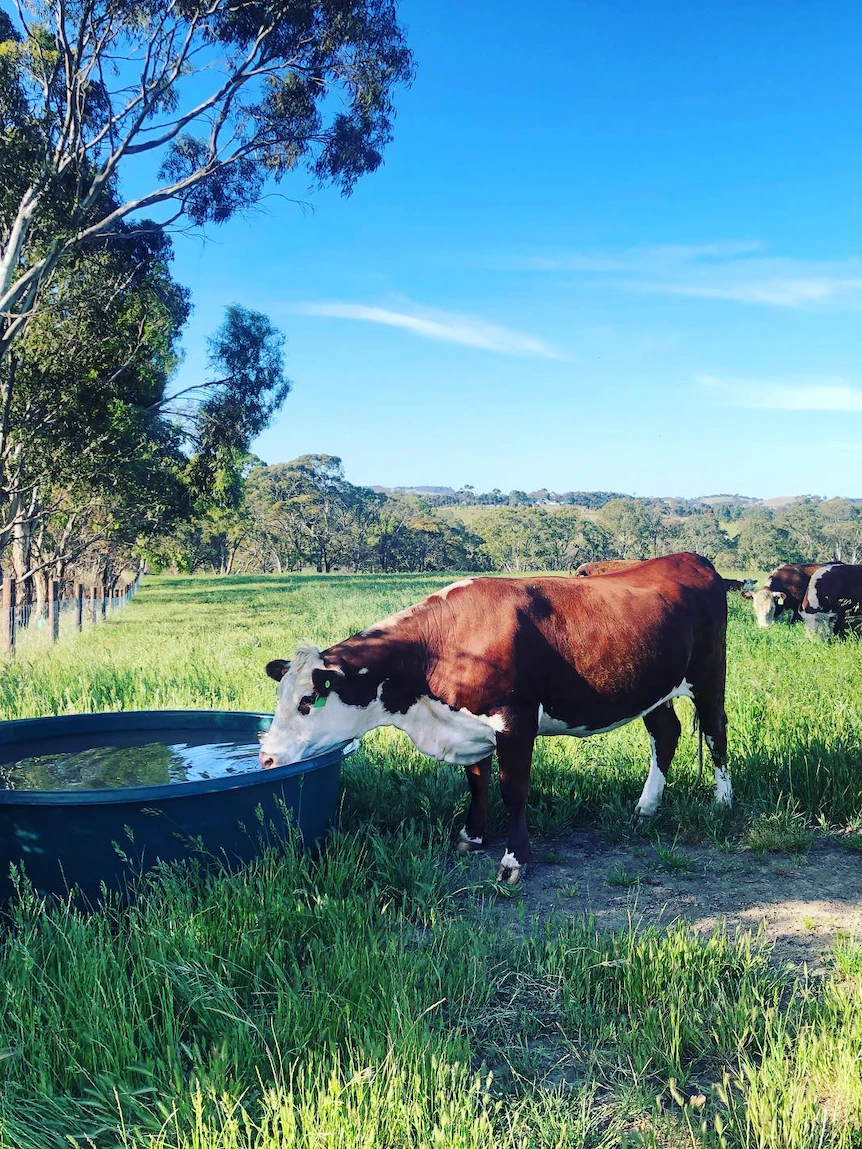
left=751, top=587, right=786, bottom=628
left=258, top=642, right=364, bottom=768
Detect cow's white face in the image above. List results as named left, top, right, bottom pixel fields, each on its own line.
left=258, top=642, right=367, bottom=768
left=752, top=587, right=784, bottom=628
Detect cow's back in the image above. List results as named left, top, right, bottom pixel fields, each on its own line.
left=426, top=553, right=725, bottom=714
left=803, top=563, right=862, bottom=614
left=765, top=563, right=827, bottom=603
left=575, top=559, right=643, bottom=577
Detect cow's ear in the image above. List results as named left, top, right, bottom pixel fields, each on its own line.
left=773, top=592, right=786, bottom=605
left=311, top=667, right=343, bottom=702
left=265, top=659, right=291, bottom=682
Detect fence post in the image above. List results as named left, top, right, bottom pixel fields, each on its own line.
left=2, top=577, right=14, bottom=655
left=90, top=585, right=98, bottom=624
left=100, top=584, right=107, bottom=620
left=48, top=579, right=59, bottom=644
left=74, top=583, right=84, bottom=632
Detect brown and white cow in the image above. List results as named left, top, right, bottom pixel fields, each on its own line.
left=801, top=563, right=862, bottom=637
left=260, top=553, right=730, bottom=883
left=750, top=563, right=831, bottom=628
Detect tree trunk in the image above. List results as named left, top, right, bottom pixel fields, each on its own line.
left=33, top=569, right=48, bottom=618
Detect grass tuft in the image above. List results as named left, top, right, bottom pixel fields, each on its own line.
left=747, top=796, right=816, bottom=855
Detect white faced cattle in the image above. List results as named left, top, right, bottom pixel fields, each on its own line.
left=260, top=553, right=730, bottom=884
left=801, top=563, right=862, bottom=637
left=750, top=563, right=831, bottom=628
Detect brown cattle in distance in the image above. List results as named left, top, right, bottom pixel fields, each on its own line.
left=259, top=553, right=730, bottom=884
left=722, top=577, right=758, bottom=593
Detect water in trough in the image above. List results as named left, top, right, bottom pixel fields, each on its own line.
left=0, top=740, right=263, bottom=792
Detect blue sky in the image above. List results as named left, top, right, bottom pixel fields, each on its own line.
left=166, top=0, right=862, bottom=498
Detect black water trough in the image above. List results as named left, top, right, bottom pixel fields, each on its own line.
left=0, top=710, right=351, bottom=903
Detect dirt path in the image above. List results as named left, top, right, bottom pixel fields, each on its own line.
left=476, top=832, right=862, bottom=972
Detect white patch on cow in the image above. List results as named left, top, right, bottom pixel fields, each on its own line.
left=537, top=679, right=694, bottom=738
left=804, top=611, right=838, bottom=640
left=714, top=766, right=733, bottom=806
left=805, top=564, right=837, bottom=611
left=635, top=735, right=665, bottom=817
left=479, top=710, right=507, bottom=733
left=457, top=826, right=483, bottom=855
left=433, top=578, right=475, bottom=599
left=394, top=697, right=501, bottom=764
left=704, top=735, right=733, bottom=806
left=459, top=827, right=483, bottom=845
left=357, top=667, right=369, bottom=675
left=496, top=850, right=524, bottom=884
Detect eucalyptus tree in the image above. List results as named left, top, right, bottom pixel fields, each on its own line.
left=0, top=0, right=412, bottom=369
left=1, top=221, right=190, bottom=589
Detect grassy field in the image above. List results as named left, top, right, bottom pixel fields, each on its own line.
left=1, top=573, right=862, bottom=1147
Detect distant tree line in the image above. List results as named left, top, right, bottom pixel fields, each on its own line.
left=140, top=461, right=862, bottom=576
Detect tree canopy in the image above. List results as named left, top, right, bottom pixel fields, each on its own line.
left=0, top=0, right=412, bottom=363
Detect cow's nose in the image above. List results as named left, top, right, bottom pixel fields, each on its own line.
left=259, top=751, right=276, bottom=769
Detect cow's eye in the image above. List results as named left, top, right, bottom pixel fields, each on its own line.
left=298, top=694, right=316, bottom=715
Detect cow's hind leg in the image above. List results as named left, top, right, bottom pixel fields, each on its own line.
left=635, top=701, right=681, bottom=818
left=457, top=754, right=492, bottom=855
left=495, top=730, right=535, bottom=884
left=694, top=695, right=731, bottom=807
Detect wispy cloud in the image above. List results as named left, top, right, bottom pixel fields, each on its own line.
left=296, top=300, right=563, bottom=359
left=525, top=240, right=764, bottom=273
left=650, top=277, right=862, bottom=308
left=518, top=242, right=862, bottom=310
left=698, top=373, right=862, bottom=411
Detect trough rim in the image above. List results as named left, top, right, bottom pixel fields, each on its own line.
left=0, top=709, right=353, bottom=806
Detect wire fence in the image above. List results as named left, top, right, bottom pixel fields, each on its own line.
left=2, top=572, right=141, bottom=656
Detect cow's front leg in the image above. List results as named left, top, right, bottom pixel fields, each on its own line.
left=457, top=754, right=492, bottom=854
left=495, top=728, right=535, bottom=884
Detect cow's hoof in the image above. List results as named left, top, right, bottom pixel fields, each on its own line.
left=634, top=804, right=657, bottom=821
left=496, top=851, right=525, bottom=885
left=456, top=828, right=483, bottom=856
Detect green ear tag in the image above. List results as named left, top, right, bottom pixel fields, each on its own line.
left=313, top=679, right=331, bottom=708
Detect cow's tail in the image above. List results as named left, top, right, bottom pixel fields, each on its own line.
left=691, top=706, right=704, bottom=792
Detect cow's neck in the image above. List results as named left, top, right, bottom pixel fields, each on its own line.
left=320, top=617, right=502, bottom=766
left=324, top=619, right=432, bottom=718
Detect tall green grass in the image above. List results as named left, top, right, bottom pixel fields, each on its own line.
left=1, top=573, right=862, bottom=1148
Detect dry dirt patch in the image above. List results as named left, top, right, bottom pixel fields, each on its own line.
left=476, top=832, right=862, bottom=971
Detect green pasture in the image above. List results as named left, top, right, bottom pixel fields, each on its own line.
left=0, top=573, right=861, bottom=1147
